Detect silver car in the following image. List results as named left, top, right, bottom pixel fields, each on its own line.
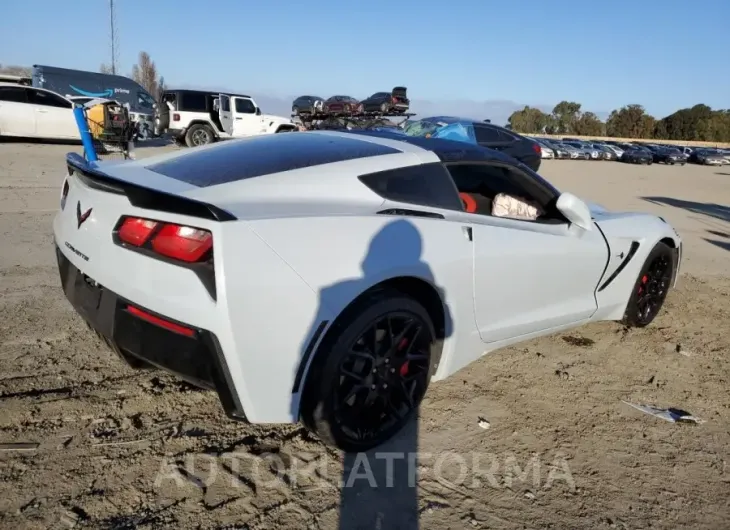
left=563, top=141, right=594, bottom=160
left=694, top=149, right=727, bottom=165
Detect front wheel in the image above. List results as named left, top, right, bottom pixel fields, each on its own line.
left=622, top=242, right=675, bottom=327
left=300, top=290, right=439, bottom=452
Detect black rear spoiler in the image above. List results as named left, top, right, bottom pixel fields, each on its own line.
left=65, top=153, right=237, bottom=222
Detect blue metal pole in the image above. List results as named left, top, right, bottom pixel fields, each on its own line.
left=73, top=106, right=98, bottom=162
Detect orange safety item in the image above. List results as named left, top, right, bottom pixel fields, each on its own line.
left=459, top=193, right=477, bottom=213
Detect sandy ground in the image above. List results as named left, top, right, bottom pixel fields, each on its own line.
left=1, top=140, right=729, bottom=530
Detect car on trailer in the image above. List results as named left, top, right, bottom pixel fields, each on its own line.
left=360, top=87, right=410, bottom=114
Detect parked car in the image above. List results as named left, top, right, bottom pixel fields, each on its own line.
left=545, top=141, right=571, bottom=159
left=292, top=95, right=325, bottom=115
left=324, top=95, right=362, bottom=115
left=559, top=143, right=583, bottom=159
left=360, top=87, right=410, bottom=114
left=55, top=130, right=682, bottom=451
left=647, top=146, right=686, bottom=165
left=590, top=144, right=618, bottom=161
left=689, top=149, right=726, bottom=165
left=534, top=139, right=554, bottom=159
left=620, top=147, right=653, bottom=165
left=563, top=142, right=594, bottom=160
left=403, top=117, right=542, bottom=171
left=603, top=144, right=624, bottom=158
left=0, top=82, right=80, bottom=140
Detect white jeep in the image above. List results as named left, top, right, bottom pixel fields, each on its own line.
left=158, top=89, right=297, bottom=147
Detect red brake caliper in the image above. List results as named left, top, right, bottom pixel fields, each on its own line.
left=638, top=274, right=648, bottom=294
left=397, top=338, right=409, bottom=376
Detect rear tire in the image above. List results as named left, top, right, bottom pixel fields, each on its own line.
left=185, top=124, right=215, bottom=148
left=300, top=289, right=439, bottom=452
left=622, top=242, right=675, bottom=327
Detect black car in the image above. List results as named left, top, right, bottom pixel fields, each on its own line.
left=620, top=146, right=653, bottom=164
left=648, top=146, right=686, bottom=165
left=292, top=95, right=324, bottom=115
left=472, top=121, right=543, bottom=172
left=403, top=117, right=542, bottom=172
left=360, top=87, right=410, bottom=114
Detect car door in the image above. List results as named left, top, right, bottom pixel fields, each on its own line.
left=231, top=96, right=260, bottom=136
left=0, top=86, right=36, bottom=137
left=444, top=162, right=608, bottom=344
left=218, top=94, right=233, bottom=135
left=26, top=89, right=78, bottom=139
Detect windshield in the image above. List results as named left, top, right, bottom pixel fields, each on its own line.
left=403, top=119, right=443, bottom=137
left=137, top=90, right=156, bottom=109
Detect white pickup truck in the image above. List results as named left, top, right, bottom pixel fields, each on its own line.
left=158, top=89, right=297, bottom=147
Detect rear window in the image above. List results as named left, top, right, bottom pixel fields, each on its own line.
left=179, top=92, right=207, bottom=112
left=146, top=133, right=401, bottom=187
left=0, top=86, right=28, bottom=103
left=359, top=163, right=463, bottom=211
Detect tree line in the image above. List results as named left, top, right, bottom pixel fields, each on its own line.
left=0, top=51, right=164, bottom=102
left=507, top=101, right=730, bottom=143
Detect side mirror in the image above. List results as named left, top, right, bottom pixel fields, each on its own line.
left=556, top=192, right=592, bottom=231
left=255, top=107, right=261, bottom=115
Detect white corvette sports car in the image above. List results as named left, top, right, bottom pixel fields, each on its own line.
left=54, top=130, right=682, bottom=451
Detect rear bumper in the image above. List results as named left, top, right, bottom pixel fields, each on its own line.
left=55, top=244, right=245, bottom=420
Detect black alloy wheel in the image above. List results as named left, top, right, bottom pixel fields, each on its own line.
left=301, top=290, right=438, bottom=452
left=623, top=242, right=674, bottom=327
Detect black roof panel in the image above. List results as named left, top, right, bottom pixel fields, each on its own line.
left=145, top=132, right=402, bottom=187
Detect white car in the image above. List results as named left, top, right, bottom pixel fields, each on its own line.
left=538, top=144, right=554, bottom=159
left=0, top=82, right=79, bottom=140
left=53, top=131, right=682, bottom=452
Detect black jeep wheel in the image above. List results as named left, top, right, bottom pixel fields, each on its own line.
left=622, top=242, right=675, bottom=327
left=185, top=124, right=215, bottom=147
left=301, top=290, right=439, bottom=452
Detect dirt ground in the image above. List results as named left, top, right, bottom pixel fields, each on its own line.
left=1, top=140, right=729, bottom=530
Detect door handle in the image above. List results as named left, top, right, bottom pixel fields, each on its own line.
left=36, top=109, right=48, bottom=113
left=235, top=117, right=242, bottom=120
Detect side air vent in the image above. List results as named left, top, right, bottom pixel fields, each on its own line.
left=377, top=208, right=445, bottom=219
left=598, top=241, right=640, bottom=292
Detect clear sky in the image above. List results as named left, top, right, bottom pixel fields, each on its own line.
left=1, top=0, right=728, bottom=123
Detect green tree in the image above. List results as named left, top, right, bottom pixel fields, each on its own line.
left=606, top=104, right=655, bottom=138
left=574, top=112, right=605, bottom=137
left=550, top=101, right=582, bottom=134
left=507, top=106, right=553, bottom=134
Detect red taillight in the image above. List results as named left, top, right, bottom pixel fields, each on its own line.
left=60, top=179, right=69, bottom=210
left=532, top=142, right=541, bottom=154
left=126, top=305, right=195, bottom=337
left=118, top=217, right=158, bottom=246
left=116, top=216, right=213, bottom=263
left=151, top=224, right=213, bottom=262
left=173, top=113, right=180, bottom=121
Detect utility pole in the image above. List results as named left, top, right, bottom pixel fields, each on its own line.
left=110, top=0, right=119, bottom=74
